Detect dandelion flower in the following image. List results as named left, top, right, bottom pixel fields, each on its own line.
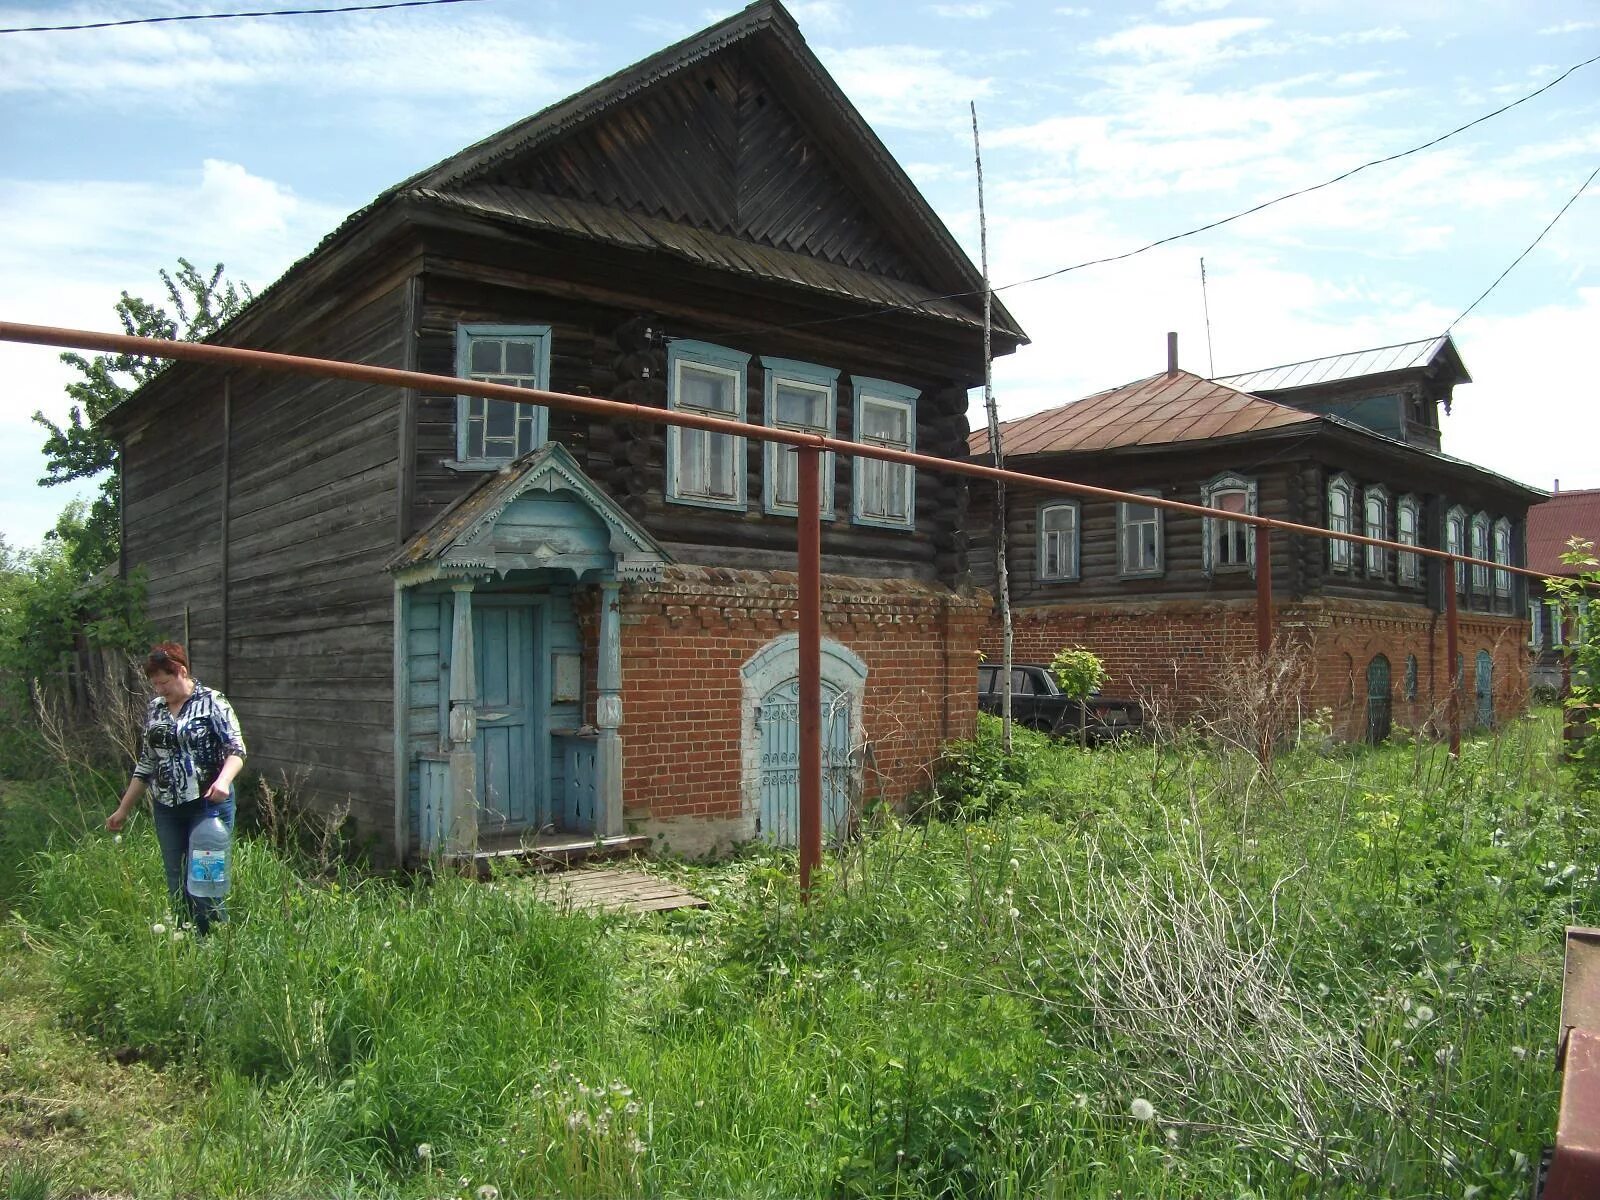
left=1414, top=1005, right=1434, bottom=1024
left=1008, top=907, right=1020, bottom=919
left=1008, top=858, right=1020, bottom=870
left=1129, top=1098, right=1155, bottom=1122
left=1511, top=1045, right=1527, bottom=1060
left=151, top=922, right=166, bottom=935
left=476, top=1187, right=500, bottom=1200
left=416, top=1143, right=432, bottom=1162
left=113, top=834, right=122, bottom=844
left=1164, top=1126, right=1179, bottom=1148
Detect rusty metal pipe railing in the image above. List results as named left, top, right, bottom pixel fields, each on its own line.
left=0, top=320, right=1573, bottom=886
left=0, top=320, right=1563, bottom=584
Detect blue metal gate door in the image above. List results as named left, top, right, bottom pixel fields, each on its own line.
left=756, top=678, right=852, bottom=846
left=472, top=600, right=541, bottom=834
left=1475, top=650, right=1494, bottom=729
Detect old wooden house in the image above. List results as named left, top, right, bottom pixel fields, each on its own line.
left=970, top=335, right=1543, bottom=740
left=104, top=0, right=1024, bottom=862
left=1525, top=486, right=1600, bottom=695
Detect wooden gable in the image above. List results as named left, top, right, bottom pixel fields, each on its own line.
left=473, top=47, right=921, bottom=283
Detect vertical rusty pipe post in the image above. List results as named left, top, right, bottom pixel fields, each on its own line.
left=797, top=445, right=823, bottom=900
left=1255, top=524, right=1273, bottom=657
left=1445, top=565, right=1461, bottom=756
left=1255, top=524, right=1274, bottom=768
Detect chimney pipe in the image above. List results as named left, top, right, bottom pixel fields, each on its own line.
left=1555, top=478, right=1561, bottom=494
left=1167, top=331, right=1179, bottom=376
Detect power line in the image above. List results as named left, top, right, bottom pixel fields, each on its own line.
left=1447, top=162, right=1599, bottom=331
left=0, top=0, right=483, bottom=35
left=704, top=50, right=1600, bottom=340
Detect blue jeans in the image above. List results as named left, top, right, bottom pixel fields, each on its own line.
left=152, top=797, right=235, bottom=934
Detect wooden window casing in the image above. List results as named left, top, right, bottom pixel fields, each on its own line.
left=1364, top=484, right=1390, bottom=579
left=761, top=357, right=838, bottom=519
left=1470, top=512, right=1491, bottom=595
left=667, top=340, right=750, bottom=511
left=1492, top=517, right=1512, bottom=597
left=851, top=377, right=918, bottom=530
left=1038, top=501, right=1080, bottom=582
left=454, top=324, right=551, bottom=465
left=1201, top=472, right=1256, bottom=576
left=1327, top=474, right=1355, bottom=573
left=1446, top=505, right=1468, bottom=595
left=1118, top=492, right=1164, bottom=578
left=1396, top=495, right=1422, bottom=587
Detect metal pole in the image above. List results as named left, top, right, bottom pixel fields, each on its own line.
left=797, top=446, right=822, bottom=899
left=1445, top=569, right=1461, bottom=756
left=1255, top=524, right=1273, bottom=657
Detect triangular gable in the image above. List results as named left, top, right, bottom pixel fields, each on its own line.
left=390, top=0, right=1024, bottom=340
left=390, top=442, right=672, bottom=586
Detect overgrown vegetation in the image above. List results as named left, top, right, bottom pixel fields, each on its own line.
left=1, top=709, right=1586, bottom=1199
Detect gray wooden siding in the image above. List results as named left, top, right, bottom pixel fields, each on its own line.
left=407, top=270, right=972, bottom=584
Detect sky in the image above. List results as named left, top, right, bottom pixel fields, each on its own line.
left=1, top=0, right=1596, bottom=550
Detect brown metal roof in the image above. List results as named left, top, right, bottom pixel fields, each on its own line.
left=970, top=370, right=1318, bottom=458
left=1215, top=334, right=1470, bottom=393
left=1528, top=488, right=1600, bottom=576
left=418, top=186, right=986, bottom=330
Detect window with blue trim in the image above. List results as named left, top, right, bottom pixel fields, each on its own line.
left=762, top=357, right=838, bottom=518
left=851, top=377, right=917, bottom=530
left=1492, top=516, right=1511, bottom=597
left=455, top=324, right=551, bottom=463
left=667, top=341, right=749, bottom=510
left=1396, top=495, right=1422, bottom=587
left=1446, top=505, right=1467, bottom=594
left=1363, top=484, right=1389, bottom=578
left=1327, top=473, right=1354, bottom=573
left=1038, top=501, right=1079, bottom=581
left=1470, top=511, right=1491, bottom=594
left=1201, top=472, right=1255, bottom=575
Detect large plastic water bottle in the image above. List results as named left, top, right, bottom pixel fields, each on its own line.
left=186, top=811, right=232, bottom=898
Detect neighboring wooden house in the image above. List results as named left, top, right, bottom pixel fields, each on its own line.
left=103, top=0, right=1024, bottom=863
left=1525, top=486, right=1600, bottom=694
left=970, top=335, right=1543, bottom=741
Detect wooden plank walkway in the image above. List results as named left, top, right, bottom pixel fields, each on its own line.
left=525, top=866, right=708, bottom=915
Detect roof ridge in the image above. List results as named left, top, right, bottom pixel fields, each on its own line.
left=1215, top=334, right=1448, bottom=381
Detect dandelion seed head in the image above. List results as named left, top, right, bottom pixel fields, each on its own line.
left=113, top=834, right=122, bottom=844
left=1008, top=858, right=1020, bottom=870
left=1129, top=1097, right=1155, bottom=1121
left=1164, top=1126, right=1179, bottom=1148
left=1511, top=1045, right=1528, bottom=1060
left=476, top=1187, right=500, bottom=1200
left=151, top=922, right=166, bottom=935
left=416, top=1143, right=433, bottom=1162
left=1414, top=1005, right=1434, bottom=1024
left=458, top=1176, right=470, bottom=1188
left=1008, top=907, right=1020, bottom=919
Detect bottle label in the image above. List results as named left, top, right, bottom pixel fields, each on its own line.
left=189, top=849, right=227, bottom=883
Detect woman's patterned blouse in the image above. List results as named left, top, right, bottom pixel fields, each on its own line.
left=133, top=684, right=248, bottom=807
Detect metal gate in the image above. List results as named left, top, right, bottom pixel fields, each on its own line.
left=1365, top=654, right=1392, bottom=744
left=1475, top=650, right=1494, bottom=729
left=755, top=678, right=853, bottom=847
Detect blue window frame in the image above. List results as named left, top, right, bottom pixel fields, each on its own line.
left=1446, top=505, right=1467, bottom=594
left=851, top=377, right=918, bottom=530
left=1470, top=512, right=1491, bottom=594
left=667, top=340, right=750, bottom=511
left=1201, top=472, right=1256, bottom=576
left=761, top=357, right=838, bottom=518
left=1364, top=484, right=1390, bottom=579
left=455, top=324, right=551, bottom=465
left=1327, top=473, right=1355, bottom=573
left=1396, top=495, right=1422, bottom=587
left=1038, top=500, right=1080, bottom=582
left=1492, top=516, right=1512, bottom=597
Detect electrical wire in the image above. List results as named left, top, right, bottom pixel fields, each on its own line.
left=0, top=0, right=483, bottom=35
left=702, top=50, right=1600, bottom=340
left=1446, top=162, right=1599, bottom=331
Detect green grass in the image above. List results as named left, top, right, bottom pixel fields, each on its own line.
left=0, top=710, right=1590, bottom=1199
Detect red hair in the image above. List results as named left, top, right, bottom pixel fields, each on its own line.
left=143, top=642, right=190, bottom=677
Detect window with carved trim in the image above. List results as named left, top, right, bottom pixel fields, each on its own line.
left=1396, top=495, right=1422, bottom=587
left=1201, top=472, right=1255, bottom=576
left=1039, top=501, right=1080, bottom=581
left=1327, top=474, right=1355, bottom=573
left=1364, top=484, right=1389, bottom=578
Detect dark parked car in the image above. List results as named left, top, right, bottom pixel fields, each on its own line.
left=977, top=663, right=1143, bottom=744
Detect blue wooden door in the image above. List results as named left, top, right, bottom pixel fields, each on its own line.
left=756, top=679, right=852, bottom=846
left=472, top=600, right=541, bottom=833
left=1475, top=650, right=1494, bottom=730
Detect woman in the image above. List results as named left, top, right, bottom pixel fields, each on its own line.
left=106, top=643, right=247, bottom=933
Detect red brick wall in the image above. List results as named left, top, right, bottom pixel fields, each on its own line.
left=577, top=566, right=987, bottom=846
left=982, top=597, right=1528, bottom=740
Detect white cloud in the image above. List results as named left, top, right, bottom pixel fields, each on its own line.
left=1157, top=0, right=1233, bottom=13
left=820, top=45, right=993, bottom=131
left=787, top=0, right=849, bottom=33
left=1539, top=20, right=1600, bottom=34
left=1055, top=5, right=1092, bottom=15
left=1091, top=17, right=1272, bottom=64
left=0, top=3, right=585, bottom=118
left=931, top=2, right=1003, bottom=17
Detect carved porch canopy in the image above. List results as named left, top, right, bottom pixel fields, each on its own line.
left=389, top=441, right=672, bottom=587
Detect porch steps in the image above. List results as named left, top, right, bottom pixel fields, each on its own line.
left=525, top=866, right=710, bottom=915
left=466, top=834, right=651, bottom=878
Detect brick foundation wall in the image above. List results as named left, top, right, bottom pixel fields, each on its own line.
left=982, top=597, right=1528, bottom=741
left=578, top=566, right=988, bottom=855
